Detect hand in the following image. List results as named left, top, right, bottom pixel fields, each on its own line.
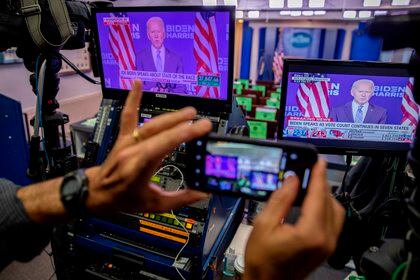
left=244, top=160, right=345, bottom=280
left=273, top=51, right=284, bottom=84
left=85, top=80, right=212, bottom=214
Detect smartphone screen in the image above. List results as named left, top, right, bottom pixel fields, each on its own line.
left=188, top=134, right=317, bottom=201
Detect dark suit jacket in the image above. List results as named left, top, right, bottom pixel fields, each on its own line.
left=329, top=102, right=388, bottom=124
left=135, top=46, right=185, bottom=93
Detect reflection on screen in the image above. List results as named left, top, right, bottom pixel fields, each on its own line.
left=251, top=171, right=278, bottom=191
left=282, top=72, right=418, bottom=144
left=95, top=10, right=230, bottom=100
left=205, top=155, right=237, bottom=179
left=205, top=141, right=284, bottom=196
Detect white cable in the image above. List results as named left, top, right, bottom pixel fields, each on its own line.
left=38, top=60, right=51, bottom=170
left=34, top=60, right=47, bottom=137
left=153, top=164, right=188, bottom=280
left=153, top=164, right=184, bottom=190
left=38, top=60, right=46, bottom=122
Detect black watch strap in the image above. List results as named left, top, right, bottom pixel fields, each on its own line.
left=60, top=169, right=89, bottom=218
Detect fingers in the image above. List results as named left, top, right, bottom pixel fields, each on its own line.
left=140, top=119, right=212, bottom=162
left=296, top=160, right=329, bottom=231
left=257, top=176, right=299, bottom=229
left=139, top=107, right=197, bottom=140
left=120, top=80, right=143, bottom=136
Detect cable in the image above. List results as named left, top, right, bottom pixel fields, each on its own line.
left=402, top=252, right=412, bottom=280
left=59, top=53, right=101, bottom=85
left=33, top=55, right=42, bottom=137
left=43, top=248, right=56, bottom=280
left=391, top=262, right=407, bottom=280
left=341, top=154, right=353, bottom=195
left=171, top=210, right=189, bottom=280
left=38, top=59, right=51, bottom=170
left=153, top=164, right=188, bottom=280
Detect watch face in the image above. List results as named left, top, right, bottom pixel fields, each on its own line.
left=62, top=177, right=81, bottom=196
left=61, top=170, right=89, bottom=217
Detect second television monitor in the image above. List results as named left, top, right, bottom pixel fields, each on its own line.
left=279, top=59, right=418, bottom=154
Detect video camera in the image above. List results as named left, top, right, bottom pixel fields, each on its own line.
left=0, top=0, right=112, bottom=179
left=0, top=0, right=115, bottom=76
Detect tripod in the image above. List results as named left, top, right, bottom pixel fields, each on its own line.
left=24, top=51, right=77, bottom=181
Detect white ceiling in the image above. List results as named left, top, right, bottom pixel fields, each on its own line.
left=114, top=0, right=420, bottom=20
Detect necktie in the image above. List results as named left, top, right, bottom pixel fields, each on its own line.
left=156, top=50, right=163, bottom=72
left=355, top=105, right=364, bottom=123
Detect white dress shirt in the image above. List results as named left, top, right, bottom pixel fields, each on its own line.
left=352, top=100, right=369, bottom=123
left=151, top=45, right=165, bottom=72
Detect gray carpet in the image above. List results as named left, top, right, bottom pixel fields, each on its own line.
left=0, top=244, right=56, bottom=280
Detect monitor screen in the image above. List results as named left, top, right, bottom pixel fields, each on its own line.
left=93, top=6, right=234, bottom=111
left=279, top=59, right=419, bottom=154
left=204, top=140, right=305, bottom=197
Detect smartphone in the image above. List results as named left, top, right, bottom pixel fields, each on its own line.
left=186, top=133, right=318, bottom=202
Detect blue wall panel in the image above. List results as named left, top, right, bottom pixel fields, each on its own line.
left=350, top=23, right=382, bottom=61
left=0, top=94, right=31, bottom=185
left=240, top=21, right=253, bottom=79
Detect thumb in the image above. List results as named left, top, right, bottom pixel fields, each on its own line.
left=258, top=176, right=299, bottom=228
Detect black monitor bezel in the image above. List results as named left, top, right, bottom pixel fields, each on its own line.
left=278, top=58, right=414, bottom=155
left=91, top=6, right=235, bottom=113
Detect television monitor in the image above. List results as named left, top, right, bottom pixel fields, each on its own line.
left=279, top=59, right=418, bottom=154
left=92, top=6, right=235, bottom=113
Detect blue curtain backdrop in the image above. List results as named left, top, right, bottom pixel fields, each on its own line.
left=240, top=21, right=253, bottom=79
left=258, top=27, right=278, bottom=81
left=350, top=22, right=382, bottom=61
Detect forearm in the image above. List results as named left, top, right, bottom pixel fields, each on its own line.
left=16, top=167, right=100, bottom=224
left=0, top=179, right=51, bottom=269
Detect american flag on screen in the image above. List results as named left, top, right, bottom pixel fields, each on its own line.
left=193, top=12, right=220, bottom=98
left=401, top=77, right=420, bottom=127
left=296, top=81, right=330, bottom=118
left=108, top=13, right=135, bottom=89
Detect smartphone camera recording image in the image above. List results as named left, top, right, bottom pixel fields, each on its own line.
left=187, top=134, right=318, bottom=202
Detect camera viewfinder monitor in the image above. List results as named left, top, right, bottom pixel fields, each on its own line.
left=279, top=59, right=419, bottom=154
left=92, top=6, right=235, bottom=113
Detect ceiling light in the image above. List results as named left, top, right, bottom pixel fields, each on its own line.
left=302, top=10, right=314, bottom=16
left=290, top=10, right=302, bottom=16
left=269, top=0, right=285, bottom=8
left=374, top=10, right=388, bottom=15
left=359, top=11, right=372, bottom=18
left=363, top=0, right=381, bottom=6
left=236, top=11, right=244, bottom=18
left=248, top=10, right=260, bottom=18
left=309, top=0, right=325, bottom=8
left=288, top=0, right=303, bottom=8
left=203, top=0, right=217, bottom=5
left=314, top=10, right=326, bottom=15
left=280, top=11, right=291, bottom=15
left=392, top=0, right=410, bottom=5
left=224, top=0, right=238, bottom=6
left=343, top=10, right=357, bottom=19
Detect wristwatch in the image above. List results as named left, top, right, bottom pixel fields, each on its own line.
left=60, top=169, right=89, bottom=218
